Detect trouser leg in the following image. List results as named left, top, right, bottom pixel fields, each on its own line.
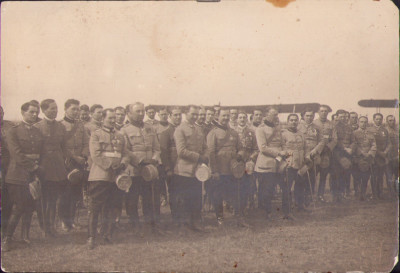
left=141, top=179, right=161, bottom=225
left=58, top=181, right=71, bottom=227
left=317, top=167, right=329, bottom=197
left=126, top=177, right=141, bottom=226
left=212, top=178, right=225, bottom=220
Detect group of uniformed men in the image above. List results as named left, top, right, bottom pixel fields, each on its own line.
left=0, top=100, right=398, bottom=251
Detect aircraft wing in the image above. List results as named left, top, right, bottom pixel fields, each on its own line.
left=358, top=99, right=398, bottom=108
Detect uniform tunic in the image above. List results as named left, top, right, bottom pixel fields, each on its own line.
left=297, top=122, right=324, bottom=158
left=255, top=122, right=283, bottom=173
left=159, top=124, right=179, bottom=174
left=60, top=117, right=90, bottom=166
left=1, top=120, right=15, bottom=176
left=235, top=125, right=258, bottom=162
left=85, top=119, right=102, bottom=137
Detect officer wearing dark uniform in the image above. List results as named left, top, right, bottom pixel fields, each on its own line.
left=332, top=109, right=356, bottom=202
left=313, top=105, right=337, bottom=202
left=2, top=102, right=44, bottom=252
left=174, top=105, right=208, bottom=230
left=87, top=108, right=129, bottom=249
left=35, top=99, right=71, bottom=236
left=1, top=106, right=15, bottom=238
left=85, top=104, right=103, bottom=137
left=207, top=109, right=245, bottom=226
left=368, top=113, right=391, bottom=199
left=159, top=107, right=182, bottom=224
left=349, top=112, right=359, bottom=131
left=120, top=103, right=162, bottom=233
left=60, top=99, right=89, bottom=230
left=203, top=108, right=215, bottom=137
left=353, top=116, right=376, bottom=200
left=385, top=115, right=399, bottom=197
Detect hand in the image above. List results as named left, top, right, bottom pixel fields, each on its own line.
left=198, top=155, right=209, bottom=165
left=236, top=154, right=243, bottom=162
left=112, top=163, right=126, bottom=173
left=211, top=173, right=220, bottom=180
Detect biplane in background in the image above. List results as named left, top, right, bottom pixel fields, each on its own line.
left=358, top=99, right=399, bottom=112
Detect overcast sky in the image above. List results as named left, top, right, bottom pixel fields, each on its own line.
left=1, top=0, right=398, bottom=121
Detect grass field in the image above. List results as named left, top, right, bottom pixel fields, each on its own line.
left=1, top=190, right=398, bottom=272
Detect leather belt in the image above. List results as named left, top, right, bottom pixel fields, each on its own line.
left=24, top=154, right=40, bottom=159
left=102, top=152, right=122, bottom=158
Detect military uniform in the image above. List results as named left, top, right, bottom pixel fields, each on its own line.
left=84, top=119, right=102, bottom=137
left=114, top=123, right=125, bottom=132
left=353, top=128, right=376, bottom=200
left=87, top=126, right=129, bottom=243
left=235, top=124, right=259, bottom=211
left=1, top=119, right=15, bottom=237
left=368, top=124, right=391, bottom=199
left=203, top=121, right=214, bottom=137
left=35, top=118, right=71, bottom=235
left=3, top=121, right=43, bottom=248
left=229, top=120, right=238, bottom=130
left=386, top=124, right=399, bottom=196
left=174, top=120, right=207, bottom=226
left=120, top=121, right=161, bottom=228
left=313, top=118, right=337, bottom=199
left=144, top=118, right=159, bottom=129
left=297, top=122, right=324, bottom=201
left=155, top=121, right=170, bottom=200
left=332, top=122, right=355, bottom=201
left=60, top=116, right=90, bottom=229
left=207, top=122, right=244, bottom=222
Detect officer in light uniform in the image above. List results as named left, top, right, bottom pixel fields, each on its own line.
left=297, top=109, right=324, bottom=205
left=235, top=111, right=258, bottom=212
left=353, top=116, right=376, bottom=200
left=385, top=115, right=399, bottom=197
left=313, top=105, right=337, bottom=202
left=207, top=109, right=246, bottom=226
left=229, top=108, right=239, bottom=130
left=2, top=102, right=44, bottom=252
left=332, top=109, right=356, bottom=202
left=85, top=104, right=103, bottom=137
left=159, top=107, right=182, bottom=223
left=87, top=108, right=129, bottom=249
left=251, top=109, right=263, bottom=131
left=368, top=113, right=391, bottom=200
left=120, top=102, right=162, bottom=233
left=174, top=105, right=208, bottom=231
left=60, top=99, right=89, bottom=231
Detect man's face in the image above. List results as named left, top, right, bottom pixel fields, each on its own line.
left=318, top=107, right=329, bottom=120
left=103, top=111, right=116, bottom=128
left=128, top=104, right=145, bottom=122
left=146, top=109, right=156, bottom=120
left=266, top=109, right=278, bottom=123
left=387, top=116, right=396, bottom=128
left=304, top=111, right=315, bottom=124
left=80, top=110, right=89, bottom=121
left=359, top=118, right=368, bottom=129
left=22, top=106, right=39, bottom=124
left=115, top=109, right=126, bottom=124
left=43, top=102, right=58, bottom=120
left=65, top=104, right=80, bottom=120
left=253, top=110, right=263, bottom=123
left=344, top=113, right=350, bottom=123
left=91, top=107, right=103, bottom=122
left=206, top=110, right=214, bottom=122
left=238, top=113, right=247, bottom=127
left=338, top=113, right=347, bottom=124
left=197, top=109, right=206, bottom=124
left=186, top=107, right=199, bottom=124
left=349, top=113, right=358, bottom=125
left=170, top=109, right=182, bottom=126
left=218, top=110, right=230, bottom=126
left=230, top=110, right=238, bottom=121
left=158, top=110, right=168, bottom=123
left=373, top=115, right=383, bottom=126
left=288, top=115, right=299, bottom=129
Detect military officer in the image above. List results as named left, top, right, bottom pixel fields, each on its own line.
left=85, top=104, right=103, bottom=136
left=60, top=99, right=89, bottom=230
left=251, top=109, right=263, bottom=131
left=349, top=112, right=359, bottom=131
left=385, top=115, right=399, bottom=197
left=35, top=99, right=71, bottom=237
left=282, top=114, right=309, bottom=213
left=204, top=108, right=215, bottom=137
left=353, top=116, right=376, bottom=200
left=156, top=107, right=170, bottom=137
left=144, top=105, right=159, bottom=128
left=235, top=111, right=258, bottom=212
left=120, top=102, right=162, bottom=233
left=332, top=109, right=356, bottom=202
left=1, top=106, right=15, bottom=238
left=2, top=101, right=44, bottom=252
left=369, top=113, right=391, bottom=200
left=297, top=109, right=324, bottom=205
left=30, top=100, right=42, bottom=123
left=79, top=104, right=91, bottom=124
left=87, top=108, right=129, bottom=249
left=313, top=105, right=337, bottom=202
left=207, top=109, right=245, bottom=226
left=114, top=106, right=126, bottom=131
left=255, top=107, right=292, bottom=220
left=173, top=105, right=208, bottom=231
left=195, top=107, right=207, bottom=129
left=229, top=108, right=239, bottom=130
left=159, top=107, right=182, bottom=224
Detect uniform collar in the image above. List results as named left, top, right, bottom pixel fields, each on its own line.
left=91, top=119, right=102, bottom=127
left=130, top=120, right=144, bottom=128
left=102, top=126, right=115, bottom=133
left=263, top=120, right=275, bottom=128
left=64, top=116, right=75, bottom=123
left=44, top=116, right=56, bottom=123
left=318, top=118, right=328, bottom=123
left=115, top=123, right=124, bottom=130
left=22, top=119, right=35, bottom=128
left=214, top=121, right=228, bottom=131
left=287, top=127, right=298, bottom=133
left=184, top=120, right=195, bottom=128
left=195, top=121, right=204, bottom=127
left=159, top=121, right=169, bottom=127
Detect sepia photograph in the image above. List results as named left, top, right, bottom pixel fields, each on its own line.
left=0, top=0, right=399, bottom=272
